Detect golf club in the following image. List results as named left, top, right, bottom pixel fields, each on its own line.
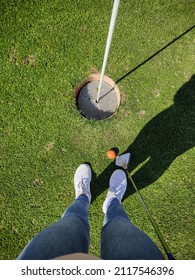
left=116, top=153, right=175, bottom=260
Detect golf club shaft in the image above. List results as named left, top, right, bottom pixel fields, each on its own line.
left=127, top=172, right=175, bottom=260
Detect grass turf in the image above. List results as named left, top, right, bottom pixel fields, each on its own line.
left=0, top=0, right=195, bottom=259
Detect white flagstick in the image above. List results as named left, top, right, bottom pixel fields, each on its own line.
left=96, top=0, right=121, bottom=103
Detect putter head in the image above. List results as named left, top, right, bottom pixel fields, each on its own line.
left=115, top=153, right=131, bottom=170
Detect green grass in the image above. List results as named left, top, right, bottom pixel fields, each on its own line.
left=1, top=0, right=195, bottom=259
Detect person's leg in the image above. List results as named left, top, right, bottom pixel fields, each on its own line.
left=101, top=170, right=164, bottom=260
left=18, top=164, right=92, bottom=260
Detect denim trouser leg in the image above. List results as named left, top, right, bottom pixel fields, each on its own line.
left=101, top=198, right=164, bottom=260
left=17, top=195, right=90, bottom=260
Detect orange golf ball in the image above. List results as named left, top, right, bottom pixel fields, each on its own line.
left=106, top=150, right=116, bottom=160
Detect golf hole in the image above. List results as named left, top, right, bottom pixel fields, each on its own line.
left=75, top=74, right=121, bottom=120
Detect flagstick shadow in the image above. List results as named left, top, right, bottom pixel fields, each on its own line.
left=115, top=25, right=195, bottom=84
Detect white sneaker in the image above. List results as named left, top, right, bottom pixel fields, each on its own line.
left=103, top=169, right=127, bottom=213
left=74, top=164, right=92, bottom=203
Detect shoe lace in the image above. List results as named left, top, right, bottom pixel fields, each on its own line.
left=111, top=180, right=126, bottom=196
left=77, top=177, right=90, bottom=193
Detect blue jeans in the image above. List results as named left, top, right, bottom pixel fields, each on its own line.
left=18, top=195, right=164, bottom=260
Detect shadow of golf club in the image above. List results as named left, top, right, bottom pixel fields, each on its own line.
left=91, top=74, right=195, bottom=203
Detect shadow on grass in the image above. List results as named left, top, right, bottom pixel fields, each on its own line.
left=115, top=24, right=195, bottom=84
left=91, top=74, right=195, bottom=203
